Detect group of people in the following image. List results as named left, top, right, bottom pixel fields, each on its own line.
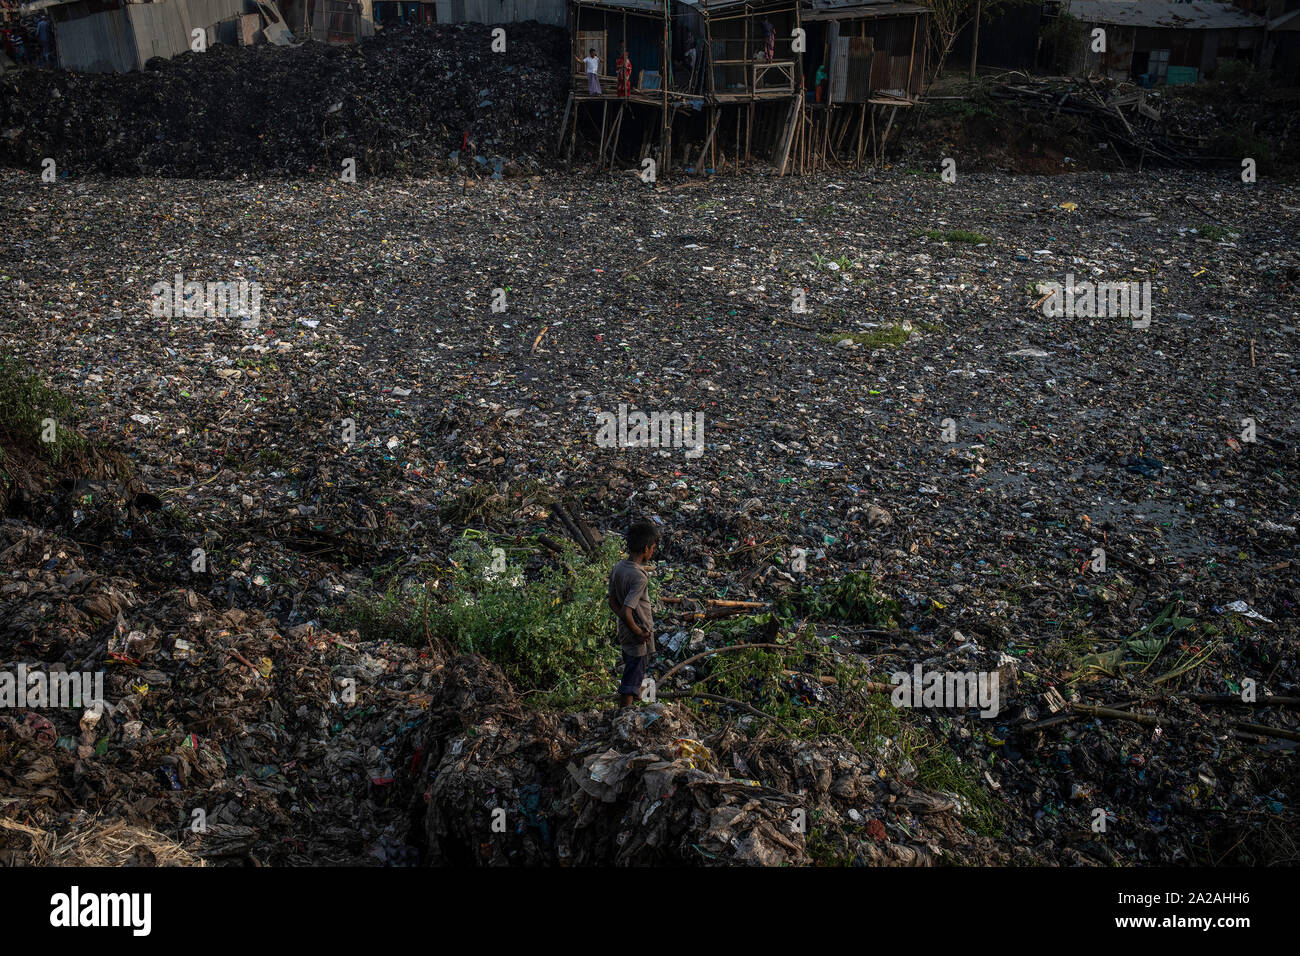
left=1, top=12, right=54, bottom=67
left=578, top=45, right=633, bottom=97
left=578, top=20, right=778, bottom=99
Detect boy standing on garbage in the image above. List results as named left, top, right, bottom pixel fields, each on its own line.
left=608, top=520, right=658, bottom=707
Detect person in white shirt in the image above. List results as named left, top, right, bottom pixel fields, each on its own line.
left=577, top=48, right=601, bottom=95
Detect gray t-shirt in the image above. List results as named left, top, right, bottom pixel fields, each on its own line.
left=608, top=559, right=654, bottom=656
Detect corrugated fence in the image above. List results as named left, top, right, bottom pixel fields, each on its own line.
left=56, top=0, right=248, bottom=72
left=434, top=0, right=564, bottom=27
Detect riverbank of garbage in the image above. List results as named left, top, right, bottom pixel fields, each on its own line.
left=0, top=166, right=1295, bottom=865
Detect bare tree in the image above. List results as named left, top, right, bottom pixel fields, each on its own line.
left=922, top=0, right=1034, bottom=86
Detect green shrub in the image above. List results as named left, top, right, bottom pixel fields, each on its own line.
left=0, top=351, right=85, bottom=466
left=777, top=571, right=899, bottom=627
left=920, top=228, right=989, bottom=244
left=339, top=536, right=626, bottom=705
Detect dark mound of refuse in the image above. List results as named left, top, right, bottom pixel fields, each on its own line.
left=0, top=23, right=568, bottom=179
left=414, top=655, right=1007, bottom=867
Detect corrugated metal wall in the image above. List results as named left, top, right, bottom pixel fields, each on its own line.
left=830, top=14, right=923, bottom=98
left=434, top=0, right=564, bottom=26
left=56, top=0, right=248, bottom=72
left=54, top=9, right=137, bottom=72
left=862, top=16, right=917, bottom=94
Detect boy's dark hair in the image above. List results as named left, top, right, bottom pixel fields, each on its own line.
left=626, top=520, right=660, bottom=555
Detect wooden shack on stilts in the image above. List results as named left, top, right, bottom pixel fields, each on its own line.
left=798, top=1, right=929, bottom=171
left=559, top=0, right=672, bottom=171
left=556, top=0, right=926, bottom=173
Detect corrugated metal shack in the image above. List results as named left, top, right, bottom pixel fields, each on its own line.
left=1057, top=0, right=1266, bottom=84
left=279, top=0, right=376, bottom=40
left=1265, top=7, right=1300, bottom=82
left=437, top=0, right=563, bottom=26
left=951, top=2, right=1044, bottom=72
left=40, top=0, right=306, bottom=72
left=371, top=0, right=563, bottom=28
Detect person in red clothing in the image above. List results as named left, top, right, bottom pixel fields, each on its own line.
left=615, top=45, right=632, bottom=97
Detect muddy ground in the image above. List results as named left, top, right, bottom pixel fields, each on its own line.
left=0, top=166, right=1296, bottom=866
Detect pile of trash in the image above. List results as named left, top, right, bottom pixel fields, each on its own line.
left=0, top=516, right=433, bottom=866
left=908, top=74, right=1300, bottom=174
left=417, top=655, right=997, bottom=866
left=0, top=23, right=568, bottom=178
left=0, top=493, right=998, bottom=868
left=0, top=164, right=1296, bottom=865
left=1159, top=72, right=1300, bottom=169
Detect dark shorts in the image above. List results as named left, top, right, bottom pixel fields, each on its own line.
left=618, top=650, right=648, bottom=697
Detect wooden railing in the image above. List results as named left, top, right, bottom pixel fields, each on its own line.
left=753, top=59, right=796, bottom=92
left=712, top=58, right=796, bottom=94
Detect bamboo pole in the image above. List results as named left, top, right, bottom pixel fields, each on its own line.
left=833, top=106, right=852, bottom=156
left=661, top=0, right=670, bottom=174
left=598, top=99, right=608, bottom=164
left=661, top=597, right=769, bottom=608
left=608, top=103, right=625, bottom=169
left=820, top=106, right=831, bottom=169
left=746, top=100, right=754, bottom=161
left=695, top=107, right=720, bottom=172
left=873, top=103, right=880, bottom=165
left=795, top=106, right=806, bottom=175
left=801, top=107, right=808, bottom=174
left=794, top=105, right=803, bottom=174
left=1030, top=702, right=1300, bottom=744
left=855, top=102, right=865, bottom=167
left=803, top=105, right=811, bottom=174
left=743, top=5, right=749, bottom=97
left=566, top=101, right=579, bottom=163
left=556, top=93, right=573, bottom=155
left=905, top=15, right=918, bottom=99
left=880, top=103, right=897, bottom=157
